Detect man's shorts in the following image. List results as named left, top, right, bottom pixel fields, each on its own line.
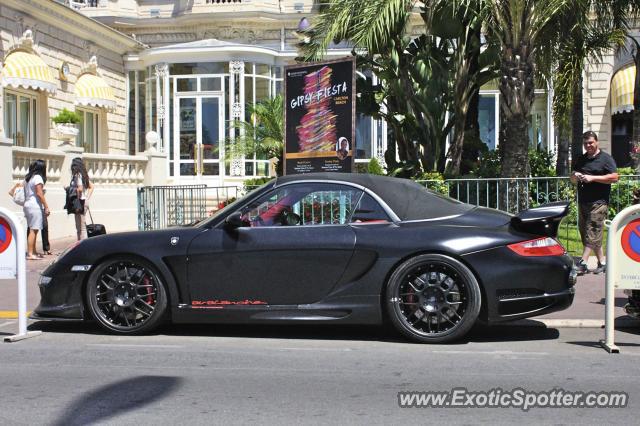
left=578, top=202, right=608, bottom=250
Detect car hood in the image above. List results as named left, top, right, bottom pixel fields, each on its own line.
left=50, top=227, right=205, bottom=268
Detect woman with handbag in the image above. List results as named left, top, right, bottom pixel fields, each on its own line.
left=21, top=160, right=50, bottom=259
left=69, top=157, right=94, bottom=240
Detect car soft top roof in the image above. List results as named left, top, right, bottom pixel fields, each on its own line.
left=274, top=173, right=473, bottom=221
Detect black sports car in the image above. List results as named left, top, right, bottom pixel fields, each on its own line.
left=34, top=173, right=576, bottom=343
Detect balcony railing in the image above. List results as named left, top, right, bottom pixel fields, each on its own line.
left=12, top=147, right=65, bottom=184
left=83, top=153, right=147, bottom=185
left=64, top=0, right=100, bottom=9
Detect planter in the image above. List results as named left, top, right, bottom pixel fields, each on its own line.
left=55, top=123, right=79, bottom=141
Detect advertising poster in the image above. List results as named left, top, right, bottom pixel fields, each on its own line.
left=284, top=57, right=355, bottom=175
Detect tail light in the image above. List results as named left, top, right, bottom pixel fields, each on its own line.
left=507, top=237, right=565, bottom=257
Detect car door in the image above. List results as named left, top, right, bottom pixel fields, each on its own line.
left=186, top=182, right=362, bottom=306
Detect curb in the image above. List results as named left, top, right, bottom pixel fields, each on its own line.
left=0, top=311, right=31, bottom=319
left=507, top=318, right=640, bottom=328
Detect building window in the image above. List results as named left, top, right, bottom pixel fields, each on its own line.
left=529, top=92, right=548, bottom=150
left=355, top=113, right=372, bottom=159
left=478, top=94, right=497, bottom=151
left=76, top=108, right=99, bottom=153
left=4, top=90, right=37, bottom=148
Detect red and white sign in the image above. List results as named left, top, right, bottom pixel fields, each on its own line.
left=0, top=216, right=17, bottom=279
left=608, top=208, right=640, bottom=290
left=621, top=218, right=640, bottom=263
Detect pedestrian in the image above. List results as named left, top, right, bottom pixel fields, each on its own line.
left=571, top=130, right=619, bottom=274
left=21, top=159, right=50, bottom=260
left=69, top=157, right=94, bottom=240
left=11, top=182, right=52, bottom=255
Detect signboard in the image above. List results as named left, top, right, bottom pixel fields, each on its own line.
left=0, top=216, right=16, bottom=279
left=609, top=211, right=640, bottom=290
left=284, top=57, right=355, bottom=175
left=601, top=204, right=640, bottom=353
left=1, top=207, right=41, bottom=342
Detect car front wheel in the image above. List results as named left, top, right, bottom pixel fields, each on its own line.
left=386, top=254, right=481, bottom=343
left=86, top=257, right=167, bottom=334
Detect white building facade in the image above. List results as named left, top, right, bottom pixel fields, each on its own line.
left=0, top=0, right=627, bottom=240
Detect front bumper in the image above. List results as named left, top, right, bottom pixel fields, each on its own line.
left=30, top=262, right=89, bottom=321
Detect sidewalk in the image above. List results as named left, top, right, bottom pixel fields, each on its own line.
left=1, top=247, right=638, bottom=328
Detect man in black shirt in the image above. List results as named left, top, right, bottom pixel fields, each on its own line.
left=571, top=131, right=618, bottom=274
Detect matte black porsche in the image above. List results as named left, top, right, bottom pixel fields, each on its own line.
left=34, top=173, right=576, bottom=343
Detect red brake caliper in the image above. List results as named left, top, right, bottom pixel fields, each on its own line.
left=144, top=276, right=155, bottom=305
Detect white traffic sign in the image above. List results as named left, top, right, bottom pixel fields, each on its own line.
left=616, top=216, right=640, bottom=289
left=0, top=216, right=17, bottom=279
left=0, top=207, right=41, bottom=342
left=600, top=204, right=640, bottom=353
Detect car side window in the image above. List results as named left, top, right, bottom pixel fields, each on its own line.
left=240, top=183, right=362, bottom=227
left=350, top=193, right=390, bottom=223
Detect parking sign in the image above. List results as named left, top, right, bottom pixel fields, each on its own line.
left=0, top=216, right=17, bottom=279
left=611, top=213, right=640, bottom=290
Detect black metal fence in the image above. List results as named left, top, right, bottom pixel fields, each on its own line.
left=137, top=185, right=240, bottom=230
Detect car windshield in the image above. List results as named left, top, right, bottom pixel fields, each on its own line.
left=195, top=181, right=275, bottom=228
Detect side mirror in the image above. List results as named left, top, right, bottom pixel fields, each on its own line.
left=225, top=212, right=246, bottom=229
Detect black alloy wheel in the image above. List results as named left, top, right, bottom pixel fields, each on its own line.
left=386, top=254, right=481, bottom=343
left=86, top=257, right=167, bottom=334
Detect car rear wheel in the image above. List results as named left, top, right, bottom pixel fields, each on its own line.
left=386, top=254, right=481, bottom=343
left=86, top=257, right=167, bottom=334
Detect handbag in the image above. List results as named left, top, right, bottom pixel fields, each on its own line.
left=86, top=206, right=106, bottom=238
left=12, top=186, right=25, bottom=206
left=64, top=177, right=84, bottom=214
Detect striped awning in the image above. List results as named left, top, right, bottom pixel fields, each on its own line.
left=611, top=65, right=635, bottom=115
left=1, top=50, right=56, bottom=94
left=74, top=73, right=116, bottom=109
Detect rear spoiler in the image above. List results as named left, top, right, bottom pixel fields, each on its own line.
left=510, top=201, right=570, bottom=237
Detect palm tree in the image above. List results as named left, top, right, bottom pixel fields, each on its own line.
left=549, top=1, right=632, bottom=175
left=302, top=0, right=500, bottom=176
left=301, top=0, right=428, bottom=173
left=431, top=0, right=499, bottom=176
left=484, top=0, right=572, bottom=179
left=229, top=95, right=284, bottom=175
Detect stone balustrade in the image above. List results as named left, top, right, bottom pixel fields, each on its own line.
left=83, top=153, right=148, bottom=185
left=12, top=147, right=66, bottom=183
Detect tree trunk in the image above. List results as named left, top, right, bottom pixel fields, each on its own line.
left=498, top=44, right=535, bottom=213
left=501, top=115, right=530, bottom=177
left=570, top=74, right=584, bottom=168
left=446, top=114, right=467, bottom=176
left=445, top=23, right=480, bottom=177
left=555, top=123, right=570, bottom=176
left=499, top=47, right=535, bottom=178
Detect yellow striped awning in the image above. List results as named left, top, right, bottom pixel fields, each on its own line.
left=611, top=65, right=635, bottom=115
left=74, top=73, right=116, bottom=109
left=1, top=50, right=56, bottom=94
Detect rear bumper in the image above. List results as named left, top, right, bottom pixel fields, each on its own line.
left=490, top=286, right=575, bottom=323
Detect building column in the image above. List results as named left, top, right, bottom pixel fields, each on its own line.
left=0, top=138, right=13, bottom=188
left=143, top=131, right=167, bottom=186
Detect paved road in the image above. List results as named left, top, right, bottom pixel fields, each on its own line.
left=0, top=322, right=639, bottom=425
